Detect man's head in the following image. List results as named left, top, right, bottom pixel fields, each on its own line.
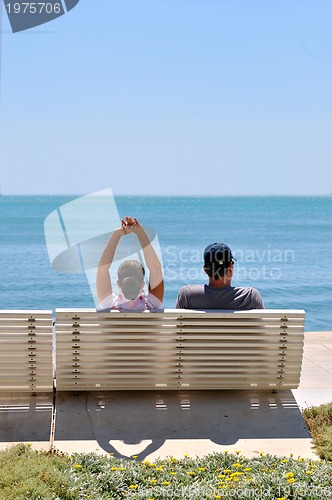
left=203, top=242, right=236, bottom=283
left=117, top=260, right=145, bottom=299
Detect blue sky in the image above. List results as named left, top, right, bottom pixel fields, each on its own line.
left=1, top=0, right=332, bottom=195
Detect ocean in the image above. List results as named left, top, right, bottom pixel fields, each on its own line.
left=0, top=194, right=331, bottom=331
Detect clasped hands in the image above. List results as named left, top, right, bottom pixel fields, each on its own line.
left=120, top=216, right=141, bottom=235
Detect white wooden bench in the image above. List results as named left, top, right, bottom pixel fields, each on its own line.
left=0, top=310, right=53, bottom=393
left=55, top=308, right=305, bottom=392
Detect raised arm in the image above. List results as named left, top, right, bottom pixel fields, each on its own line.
left=125, top=217, right=164, bottom=303
left=96, top=227, right=123, bottom=304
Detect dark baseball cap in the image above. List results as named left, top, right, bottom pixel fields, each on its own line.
left=203, top=243, right=236, bottom=268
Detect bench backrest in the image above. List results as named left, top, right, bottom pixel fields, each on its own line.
left=55, top=308, right=305, bottom=391
left=0, top=310, right=53, bottom=393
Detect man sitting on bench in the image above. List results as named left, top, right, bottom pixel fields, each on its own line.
left=175, top=242, right=264, bottom=310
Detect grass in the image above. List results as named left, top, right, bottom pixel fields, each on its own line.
left=0, top=403, right=331, bottom=499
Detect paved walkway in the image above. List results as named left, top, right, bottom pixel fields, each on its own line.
left=1, top=331, right=332, bottom=459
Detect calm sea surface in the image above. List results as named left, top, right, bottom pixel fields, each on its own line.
left=0, top=195, right=331, bottom=331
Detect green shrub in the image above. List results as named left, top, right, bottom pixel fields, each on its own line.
left=303, top=402, right=332, bottom=460
left=0, top=444, right=72, bottom=500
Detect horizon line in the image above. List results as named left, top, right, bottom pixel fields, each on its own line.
left=1, top=192, right=331, bottom=198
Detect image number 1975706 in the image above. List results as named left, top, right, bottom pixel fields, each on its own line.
left=3, top=0, right=80, bottom=33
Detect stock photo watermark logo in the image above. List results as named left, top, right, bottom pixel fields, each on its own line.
left=112, top=482, right=332, bottom=499
left=3, top=0, right=79, bottom=33
left=43, top=188, right=162, bottom=307
left=163, top=245, right=295, bottom=282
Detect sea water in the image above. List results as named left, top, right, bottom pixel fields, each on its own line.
left=0, top=195, right=331, bottom=331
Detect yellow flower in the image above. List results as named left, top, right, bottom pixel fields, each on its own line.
left=198, top=467, right=206, bottom=471
left=183, top=453, right=189, bottom=457
left=129, top=484, right=138, bottom=489
left=169, top=471, right=176, bottom=475
left=287, top=478, right=296, bottom=483
left=218, top=474, right=225, bottom=479
left=132, top=455, right=138, bottom=459
left=73, top=464, right=82, bottom=469
left=187, top=471, right=195, bottom=475
left=281, top=459, right=288, bottom=463
left=306, top=471, right=313, bottom=475
left=259, top=451, right=265, bottom=456
left=224, top=469, right=232, bottom=474
left=285, top=472, right=294, bottom=478
left=244, top=467, right=252, bottom=471
left=277, top=497, right=286, bottom=500
left=109, top=452, right=114, bottom=455
left=232, top=463, right=243, bottom=468
left=162, top=481, right=170, bottom=485
left=231, top=471, right=243, bottom=477
left=235, top=450, right=241, bottom=455
left=149, top=479, right=158, bottom=483
left=155, top=467, right=164, bottom=471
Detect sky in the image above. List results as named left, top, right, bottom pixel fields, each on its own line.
left=0, top=0, right=332, bottom=196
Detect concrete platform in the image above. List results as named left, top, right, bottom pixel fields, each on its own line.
left=295, top=331, right=332, bottom=391
left=0, top=392, right=53, bottom=452
left=1, top=331, right=332, bottom=459
left=53, top=389, right=314, bottom=459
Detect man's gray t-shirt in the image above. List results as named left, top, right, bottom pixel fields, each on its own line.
left=175, top=284, right=264, bottom=310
